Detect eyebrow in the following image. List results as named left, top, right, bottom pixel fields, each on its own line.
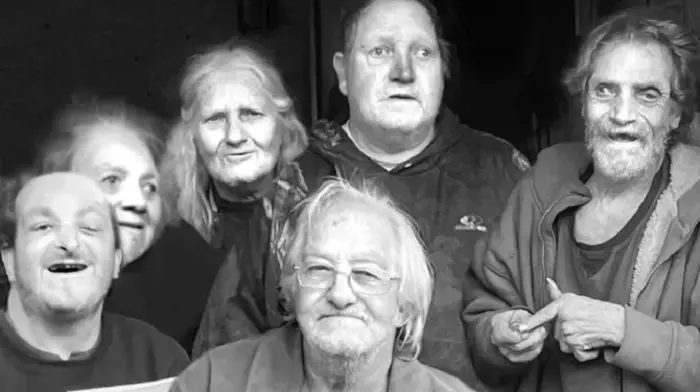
left=95, top=163, right=127, bottom=175
left=304, top=250, right=389, bottom=264
left=96, top=163, right=158, bottom=182
left=23, top=203, right=108, bottom=220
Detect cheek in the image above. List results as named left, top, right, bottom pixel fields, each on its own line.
left=146, top=199, right=163, bottom=225
left=295, top=289, right=322, bottom=317
left=248, top=121, right=282, bottom=151
left=585, top=101, right=609, bottom=122
left=194, top=128, right=222, bottom=158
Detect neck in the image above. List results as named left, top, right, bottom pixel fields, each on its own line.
left=212, top=173, right=275, bottom=203
left=302, top=340, right=393, bottom=392
left=344, top=119, right=435, bottom=170
left=5, top=289, right=101, bottom=360
left=587, top=159, right=663, bottom=200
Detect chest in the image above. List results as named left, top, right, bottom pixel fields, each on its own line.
left=574, top=197, right=643, bottom=244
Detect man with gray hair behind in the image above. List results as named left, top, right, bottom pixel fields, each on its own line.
left=170, top=178, right=474, bottom=391
left=465, top=7, right=700, bottom=392
left=0, top=172, right=188, bottom=391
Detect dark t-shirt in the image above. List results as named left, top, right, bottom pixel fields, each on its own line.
left=551, top=155, right=670, bottom=392
left=0, top=311, right=190, bottom=392
left=103, top=221, right=224, bottom=355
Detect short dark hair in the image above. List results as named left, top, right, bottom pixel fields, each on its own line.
left=0, top=170, right=121, bottom=251
left=564, top=7, right=700, bottom=128
left=337, top=0, right=452, bottom=79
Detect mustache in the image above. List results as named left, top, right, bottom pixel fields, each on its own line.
left=320, top=311, right=368, bottom=321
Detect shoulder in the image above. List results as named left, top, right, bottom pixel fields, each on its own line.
left=102, top=313, right=189, bottom=371
left=395, top=360, right=477, bottom=392
left=296, top=149, right=335, bottom=192
left=457, top=127, right=531, bottom=173
left=173, top=335, right=264, bottom=391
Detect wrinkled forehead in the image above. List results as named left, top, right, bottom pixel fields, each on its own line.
left=16, top=173, right=110, bottom=220
left=197, top=68, right=269, bottom=110
left=590, top=40, right=675, bottom=89
left=353, top=0, right=438, bottom=44
left=306, top=199, right=399, bottom=268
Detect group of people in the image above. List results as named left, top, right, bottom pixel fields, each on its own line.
left=0, top=0, right=699, bottom=391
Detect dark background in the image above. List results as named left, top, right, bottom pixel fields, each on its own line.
left=0, top=0, right=697, bottom=175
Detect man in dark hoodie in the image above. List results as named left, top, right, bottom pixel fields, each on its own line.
left=307, top=0, right=528, bottom=388
left=193, top=0, right=527, bottom=389
left=464, top=8, right=700, bottom=392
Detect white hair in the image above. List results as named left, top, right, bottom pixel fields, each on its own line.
left=278, top=177, right=434, bottom=360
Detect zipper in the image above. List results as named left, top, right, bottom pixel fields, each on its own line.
left=537, top=194, right=587, bottom=308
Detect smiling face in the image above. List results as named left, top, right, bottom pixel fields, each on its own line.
left=1, top=173, right=120, bottom=318
left=295, top=200, right=403, bottom=358
left=584, top=40, right=681, bottom=181
left=71, top=123, right=162, bottom=264
left=194, top=68, right=283, bottom=190
left=334, top=0, right=444, bottom=136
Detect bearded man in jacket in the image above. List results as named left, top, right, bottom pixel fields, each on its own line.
left=464, top=8, right=700, bottom=392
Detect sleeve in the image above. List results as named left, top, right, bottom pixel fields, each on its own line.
left=167, top=345, right=192, bottom=377
left=191, top=252, right=266, bottom=358
left=462, top=173, right=540, bottom=387
left=604, top=299, right=700, bottom=391
left=169, top=354, right=213, bottom=392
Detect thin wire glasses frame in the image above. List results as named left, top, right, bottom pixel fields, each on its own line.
left=294, top=262, right=400, bottom=296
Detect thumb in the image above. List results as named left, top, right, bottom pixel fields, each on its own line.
left=547, top=278, right=563, bottom=300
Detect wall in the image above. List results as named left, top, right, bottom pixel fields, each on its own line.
left=0, top=0, right=314, bottom=175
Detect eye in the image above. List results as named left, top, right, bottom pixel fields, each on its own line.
left=203, top=112, right=227, bottom=124
left=239, top=108, right=264, bottom=122
left=594, top=85, right=615, bottom=98
left=639, top=90, right=661, bottom=103
left=415, top=47, right=433, bottom=58
left=143, top=182, right=158, bottom=194
left=31, top=223, right=53, bottom=232
left=369, top=46, right=392, bottom=58
left=102, top=175, right=120, bottom=186
left=306, top=264, right=334, bottom=273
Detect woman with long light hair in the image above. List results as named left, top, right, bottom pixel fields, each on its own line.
left=34, top=97, right=223, bottom=354
left=161, top=37, right=332, bottom=357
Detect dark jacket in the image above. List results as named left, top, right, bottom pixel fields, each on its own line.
left=103, top=220, right=224, bottom=355
left=171, top=323, right=474, bottom=392
left=464, top=142, right=700, bottom=392
left=192, top=108, right=527, bottom=390
left=192, top=160, right=328, bottom=357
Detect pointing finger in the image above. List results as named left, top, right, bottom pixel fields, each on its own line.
left=519, top=300, right=560, bottom=333
left=546, top=278, right=563, bottom=300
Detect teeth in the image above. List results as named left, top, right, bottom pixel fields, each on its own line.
left=48, top=264, right=87, bottom=273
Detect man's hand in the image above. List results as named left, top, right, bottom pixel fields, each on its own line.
left=520, top=279, right=626, bottom=362
left=491, top=309, right=547, bottom=363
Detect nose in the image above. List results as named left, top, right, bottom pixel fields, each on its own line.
left=120, top=184, right=148, bottom=215
left=325, top=272, right=357, bottom=309
left=610, top=94, right=637, bottom=126
left=389, top=51, right=415, bottom=84
left=224, top=121, right=247, bottom=145
left=57, top=225, right=80, bottom=254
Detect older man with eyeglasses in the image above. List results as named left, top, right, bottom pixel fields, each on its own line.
left=169, top=178, right=474, bottom=392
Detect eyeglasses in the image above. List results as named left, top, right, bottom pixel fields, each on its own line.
left=295, top=262, right=400, bottom=296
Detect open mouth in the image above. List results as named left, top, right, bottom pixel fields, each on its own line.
left=608, top=132, right=641, bottom=142
left=47, top=263, right=88, bottom=273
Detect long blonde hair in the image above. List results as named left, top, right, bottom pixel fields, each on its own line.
left=161, top=38, right=308, bottom=242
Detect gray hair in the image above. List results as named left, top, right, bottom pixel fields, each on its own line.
left=278, top=177, right=434, bottom=360
left=564, top=7, right=700, bottom=128
left=160, top=37, right=308, bottom=242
